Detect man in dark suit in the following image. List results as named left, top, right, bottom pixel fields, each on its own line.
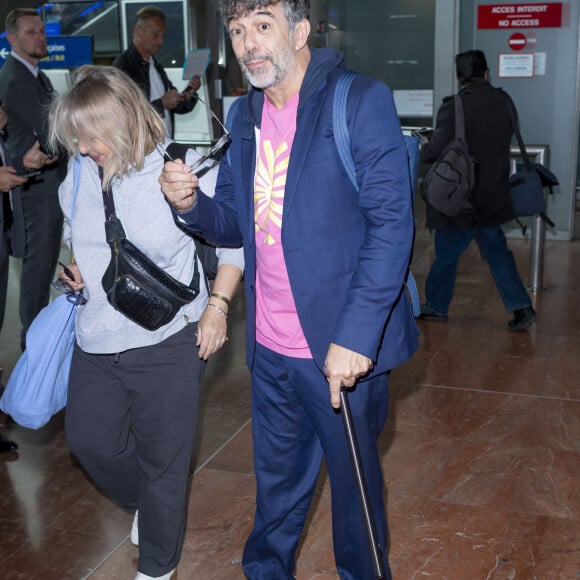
left=160, top=1, right=418, bottom=577
left=0, top=103, right=26, bottom=334
left=113, top=5, right=201, bottom=138
left=419, top=49, right=536, bottom=331
left=0, top=102, right=29, bottom=455
left=0, top=102, right=45, bottom=332
left=0, top=8, right=67, bottom=349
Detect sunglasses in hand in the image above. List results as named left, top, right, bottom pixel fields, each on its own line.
left=166, top=94, right=231, bottom=174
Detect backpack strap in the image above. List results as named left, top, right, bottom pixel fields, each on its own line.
left=165, top=101, right=244, bottom=292
left=332, top=72, right=420, bottom=317
left=163, top=142, right=213, bottom=293
left=165, top=141, right=191, bottom=163
left=453, top=95, right=467, bottom=141
left=333, top=71, right=358, bottom=190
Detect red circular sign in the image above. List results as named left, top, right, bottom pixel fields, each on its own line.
left=508, top=33, right=527, bottom=51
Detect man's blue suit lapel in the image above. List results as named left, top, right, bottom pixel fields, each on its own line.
left=238, top=91, right=323, bottom=239
left=282, top=101, right=322, bottom=225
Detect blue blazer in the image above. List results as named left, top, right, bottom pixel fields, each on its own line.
left=177, top=49, right=419, bottom=375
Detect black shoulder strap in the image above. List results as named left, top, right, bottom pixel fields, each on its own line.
left=165, top=142, right=191, bottom=163
left=98, top=167, right=128, bottom=244
left=502, top=90, right=532, bottom=169
left=99, top=166, right=116, bottom=221
left=164, top=142, right=212, bottom=293
left=453, top=95, right=467, bottom=141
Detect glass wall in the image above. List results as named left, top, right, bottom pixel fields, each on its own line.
left=325, top=0, right=434, bottom=90
left=121, top=1, right=187, bottom=67
left=320, top=0, right=436, bottom=126
left=35, top=0, right=189, bottom=65
left=38, top=1, right=121, bottom=59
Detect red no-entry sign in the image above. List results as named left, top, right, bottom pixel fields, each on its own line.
left=508, top=32, right=527, bottom=50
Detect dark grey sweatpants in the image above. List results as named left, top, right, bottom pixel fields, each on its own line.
left=65, top=323, right=204, bottom=577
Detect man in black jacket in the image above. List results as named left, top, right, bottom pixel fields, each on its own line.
left=0, top=8, right=68, bottom=349
left=113, top=5, right=201, bottom=138
left=419, top=50, right=536, bottom=331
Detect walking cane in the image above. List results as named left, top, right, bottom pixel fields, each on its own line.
left=340, top=387, right=386, bottom=579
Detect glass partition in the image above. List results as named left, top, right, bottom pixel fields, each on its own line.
left=121, top=1, right=188, bottom=68
left=38, top=1, right=121, bottom=58
left=324, top=0, right=435, bottom=126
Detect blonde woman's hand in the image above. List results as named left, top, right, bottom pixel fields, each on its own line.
left=196, top=305, right=228, bottom=360
left=57, top=262, right=85, bottom=293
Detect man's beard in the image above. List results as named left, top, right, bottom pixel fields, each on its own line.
left=28, top=46, right=48, bottom=59
left=240, top=39, right=296, bottom=90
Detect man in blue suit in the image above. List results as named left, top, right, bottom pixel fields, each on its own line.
left=160, top=1, right=418, bottom=577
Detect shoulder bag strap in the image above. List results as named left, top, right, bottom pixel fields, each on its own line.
left=453, top=95, right=467, bottom=141
left=164, top=142, right=214, bottom=295
left=98, top=166, right=116, bottom=221
left=165, top=141, right=191, bottom=163
left=503, top=91, right=532, bottom=170
left=98, top=167, right=127, bottom=243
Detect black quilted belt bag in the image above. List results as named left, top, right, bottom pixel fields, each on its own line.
left=99, top=171, right=199, bottom=331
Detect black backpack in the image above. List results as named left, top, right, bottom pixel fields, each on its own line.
left=421, top=95, right=476, bottom=216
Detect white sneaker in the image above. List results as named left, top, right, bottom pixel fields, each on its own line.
left=134, top=569, right=175, bottom=580
left=130, top=510, right=139, bottom=546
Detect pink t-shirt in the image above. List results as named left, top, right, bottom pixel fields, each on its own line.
left=254, top=93, right=311, bottom=358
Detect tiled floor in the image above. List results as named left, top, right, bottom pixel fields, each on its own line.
left=1, top=213, right=580, bottom=579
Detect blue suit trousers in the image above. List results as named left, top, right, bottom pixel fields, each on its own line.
left=242, top=343, right=391, bottom=580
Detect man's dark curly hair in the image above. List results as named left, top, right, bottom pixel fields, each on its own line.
left=455, top=50, right=488, bottom=85
left=219, top=0, right=310, bottom=28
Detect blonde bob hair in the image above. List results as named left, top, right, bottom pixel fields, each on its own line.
left=49, top=64, right=166, bottom=187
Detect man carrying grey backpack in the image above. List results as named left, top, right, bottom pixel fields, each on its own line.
left=419, top=49, right=536, bottom=331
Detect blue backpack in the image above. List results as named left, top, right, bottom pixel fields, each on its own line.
left=333, top=71, right=420, bottom=316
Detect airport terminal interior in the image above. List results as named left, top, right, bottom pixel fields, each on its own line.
left=1, top=0, right=580, bottom=578
left=1, top=201, right=580, bottom=578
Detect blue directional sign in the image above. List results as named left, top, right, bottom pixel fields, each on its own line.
left=0, top=36, right=93, bottom=69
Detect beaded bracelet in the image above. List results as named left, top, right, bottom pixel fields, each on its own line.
left=206, top=303, right=227, bottom=318
left=210, top=292, right=231, bottom=306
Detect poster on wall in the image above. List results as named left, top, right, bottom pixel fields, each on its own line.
left=498, top=53, right=535, bottom=77
left=534, top=52, right=547, bottom=75
left=392, top=90, right=433, bottom=118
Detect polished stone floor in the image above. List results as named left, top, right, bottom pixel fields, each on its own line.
left=1, top=214, right=580, bottom=579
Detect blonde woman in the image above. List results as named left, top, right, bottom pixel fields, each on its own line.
left=49, top=65, right=243, bottom=580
